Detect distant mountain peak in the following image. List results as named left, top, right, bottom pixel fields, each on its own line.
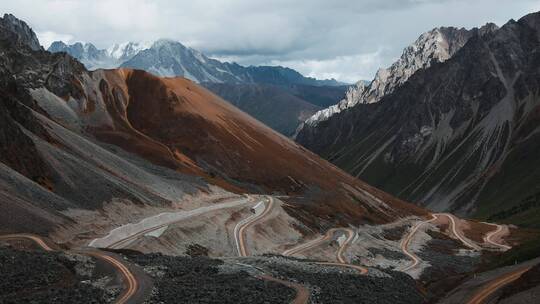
left=48, top=40, right=149, bottom=69
left=48, top=37, right=343, bottom=86
left=106, top=41, right=151, bottom=60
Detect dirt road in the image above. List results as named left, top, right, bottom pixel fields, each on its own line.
left=400, top=214, right=437, bottom=271
left=235, top=196, right=275, bottom=257
left=258, top=275, right=310, bottom=304
left=400, top=213, right=486, bottom=272
left=90, top=197, right=252, bottom=249
left=283, top=228, right=368, bottom=274
left=439, top=213, right=480, bottom=250
left=466, top=266, right=532, bottom=304
left=483, top=222, right=511, bottom=251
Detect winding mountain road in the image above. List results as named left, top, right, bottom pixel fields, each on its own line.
left=0, top=233, right=55, bottom=251
left=233, top=198, right=310, bottom=303
left=234, top=196, right=275, bottom=256
left=90, top=196, right=253, bottom=249
left=283, top=228, right=368, bottom=274
left=0, top=234, right=146, bottom=304
left=400, top=213, right=483, bottom=272
left=400, top=214, right=437, bottom=271
left=82, top=250, right=143, bottom=304
left=440, top=213, right=480, bottom=250
left=466, top=266, right=532, bottom=304
left=483, top=222, right=511, bottom=251
left=282, top=233, right=332, bottom=257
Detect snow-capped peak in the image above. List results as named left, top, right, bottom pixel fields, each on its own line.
left=106, top=41, right=151, bottom=60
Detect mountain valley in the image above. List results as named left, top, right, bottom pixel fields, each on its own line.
left=296, top=12, right=540, bottom=229
left=0, top=7, right=539, bottom=304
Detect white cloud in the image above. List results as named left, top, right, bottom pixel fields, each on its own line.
left=36, top=31, right=74, bottom=49
left=267, top=51, right=386, bottom=83
left=2, top=0, right=538, bottom=82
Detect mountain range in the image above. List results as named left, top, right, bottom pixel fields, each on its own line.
left=48, top=40, right=150, bottom=69
left=48, top=38, right=344, bottom=86
left=2, top=11, right=540, bottom=304
left=48, top=38, right=347, bottom=136
left=298, top=24, right=499, bottom=131
left=296, top=12, right=540, bottom=228
left=0, top=13, right=419, bottom=235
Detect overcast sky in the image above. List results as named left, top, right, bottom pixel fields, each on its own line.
left=2, top=0, right=539, bottom=83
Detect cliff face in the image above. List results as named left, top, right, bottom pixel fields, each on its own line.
left=0, top=13, right=42, bottom=51
left=297, top=12, right=540, bottom=225
left=300, top=24, right=498, bottom=130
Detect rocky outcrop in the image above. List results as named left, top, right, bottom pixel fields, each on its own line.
left=296, top=12, right=540, bottom=223
left=0, top=13, right=42, bottom=51
left=300, top=24, right=498, bottom=129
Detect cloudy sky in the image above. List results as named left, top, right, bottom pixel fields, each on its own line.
left=2, top=0, right=539, bottom=83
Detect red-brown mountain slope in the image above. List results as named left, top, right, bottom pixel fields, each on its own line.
left=77, top=68, right=426, bottom=227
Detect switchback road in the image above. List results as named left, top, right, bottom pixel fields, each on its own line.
left=234, top=196, right=275, bottom=257
left=400, top=214, right=437, bottom=271
left=90, top=196, right=252, bottom=249
left=400, top=214, right=509, bottom=271
left=283, top=228, right=368, bottom=274
left=483, top=222, right=511, bottom=251
left=440, top=213, right=480, bottom=250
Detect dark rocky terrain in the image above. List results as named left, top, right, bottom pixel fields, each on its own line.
left=0, top=241, right=426, bottom=304
left=0, top=244, right=113, bottom=303
left=127, top=253, right=296, bottom=304
left=124, top=251, right=425, bottom=304
left=296, top=12, right=540, bottom=226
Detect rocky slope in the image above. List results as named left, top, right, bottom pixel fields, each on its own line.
left=0, top=14, right=423, bottom=238
left=300, top=25, right=498, bottom=130
left=296, top=12, right=540, bottom=224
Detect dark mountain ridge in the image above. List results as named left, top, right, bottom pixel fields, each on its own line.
left=296, top=12, right=540, bottom=227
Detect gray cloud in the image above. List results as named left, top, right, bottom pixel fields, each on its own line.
left=1, top=0, right=538, bottom=82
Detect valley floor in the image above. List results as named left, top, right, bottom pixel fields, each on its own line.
left=2, top=193, right=537, bottom=303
